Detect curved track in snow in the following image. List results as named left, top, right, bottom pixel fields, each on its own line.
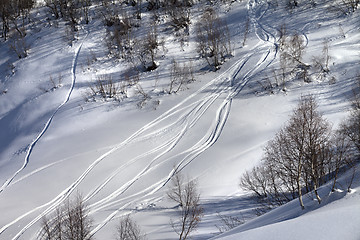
left=0, top=30, right=89, bottom=238
left=0, top=31, right=88, bottom=195
left=0, top=1, right=283, bottom=239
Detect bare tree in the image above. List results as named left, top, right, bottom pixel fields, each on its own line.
left=313, top=40, right=331, bottom=81
left=116, top=215, right=146, bottom=240
left=242, top=16, right=250, bottom=47
left=239, top=165, right=269, bottom=199
left=167, top=172, right=203, bottom=240
left=351, top=74, right=360, bottom=110
left=330, top=130, right=351, bottom=192
left=40, top=194, right=93, bottom=240
left=44, top=0, right=61, bottom=19
left=297, top=96, right=332, bottom=204
left=135, top=83, right=151, bottom=108
left=0, top=0, right=12, bottom=40
left=287, top=0, right=299, bottom=9
left=165, top=0, right=192, bottom=34
left=196, top=7, right=232, bottom=70
left=168, top=59, right=194, bottom=94
left=79, top=0, right=91, bottom=24
left=333, top=0, right=359, bottom=14
left=215, top=212, right=244, bottom=234
left=88, top=74, right=123, bottom=101
left=104, top=4, right=134, bottom=60
left=240, top=96, right=333, bottom=210
left=339, top=109, right=360, bottom=155
left=278, top=28, right=309, bottom=82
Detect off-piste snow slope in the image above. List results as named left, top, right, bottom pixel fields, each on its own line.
left=0, top=0, right=359, bottom=239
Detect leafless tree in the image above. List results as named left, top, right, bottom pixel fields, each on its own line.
left=242, top=16, right=250, bottom=47
left=104, top=6, right=133, bottom=60
left=40, top=194, right=93, bottom=240
left=87, top=74, right=125, bottom=101
left=297, top=96, right=332, bottom=204
left=44, top=0, right=61, bottom=19
left=167, top=171, right=203, bottom=240
left=333, top=0, right=359, bottom=14
left=278, top=27, right=309, bottom=82
left=239, top=165, right=269, bottom=199
left=215, top=212, right=244, bottom=234
left=340, top=109, right=360, bottom=155
left=0, top=0, right=12, bottom=40
left=8, top=29, right=28, bottom=58
left=135, top=83, right=151, bottom=108
left=196, top=7, right=232, bottom=70
left=351, top=74, right=360, bottom=110
left=330, top=130, right=351, bottom=192
left=313, top=40, right=331, bottom=81
left=287, top=0, right=299, bottom=9
left=0, top=0, right=33, bottom=57
left=168, top=59, right=194, bottom=94
left=166, top=0, right=192, bottom=33
left=115, top=215, right=146, bottom=240
left=143, top=23, right=159, bottom=71
left=240, top=96, right=333, bottom=210
left=79, top=0, right=91, bottom=24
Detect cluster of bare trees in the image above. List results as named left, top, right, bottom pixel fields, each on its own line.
left=258, top=24, right=337, bottom=94
left=0, top=0, right=34, bottom=58
left=44, top=0, right=91, bottom=44
left=166, top=0, right=192, bottom=32
left=103, top=1, right=136, bottom=60
left=0, top=0, right=34, bottom=40
left=333, top=0, right=360, bottom=14
left=45, top=0, right=91, bottom=23
left=103, top=1, right=164, bottom=72
left=40, top=195, right=93, bottom=240
left=87, top=75, right=125, bottom=101
left=86, top=73, right=143, bottom=102
left=103, top=0, right=232, bottom=72
left=257, top=25, right=310, bottom=94
left=240, top=95, right=359, bottom=211
left=40, top=171, right=203, bottom=240
left=196, top=7, right=232, bottom=70
left=40, top=195, right=145, bottom=240
left=284, top=0, right=359, bottom=15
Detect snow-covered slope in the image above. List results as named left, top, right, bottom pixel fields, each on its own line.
left=0, top=0, right=359, bottom=239
left=212, top=168, right=360, bottom=240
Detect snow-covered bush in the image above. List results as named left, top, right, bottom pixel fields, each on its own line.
left=87, top=75, right=127, bottom=102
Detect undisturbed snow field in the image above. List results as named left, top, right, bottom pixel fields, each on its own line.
left=0, top=0, right=359, bottom=239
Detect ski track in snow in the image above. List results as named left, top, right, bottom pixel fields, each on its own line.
left=1, top=1, right=285, bottom=238
left=0, top=29, right=89, bottom=238
left=0, top=30, right=89, bottom=195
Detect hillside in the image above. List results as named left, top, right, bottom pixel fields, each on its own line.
left=0, top=0, right=359, bottom=239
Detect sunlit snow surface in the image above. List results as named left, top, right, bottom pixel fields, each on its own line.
left=0, top=0, right=359, bottom=239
